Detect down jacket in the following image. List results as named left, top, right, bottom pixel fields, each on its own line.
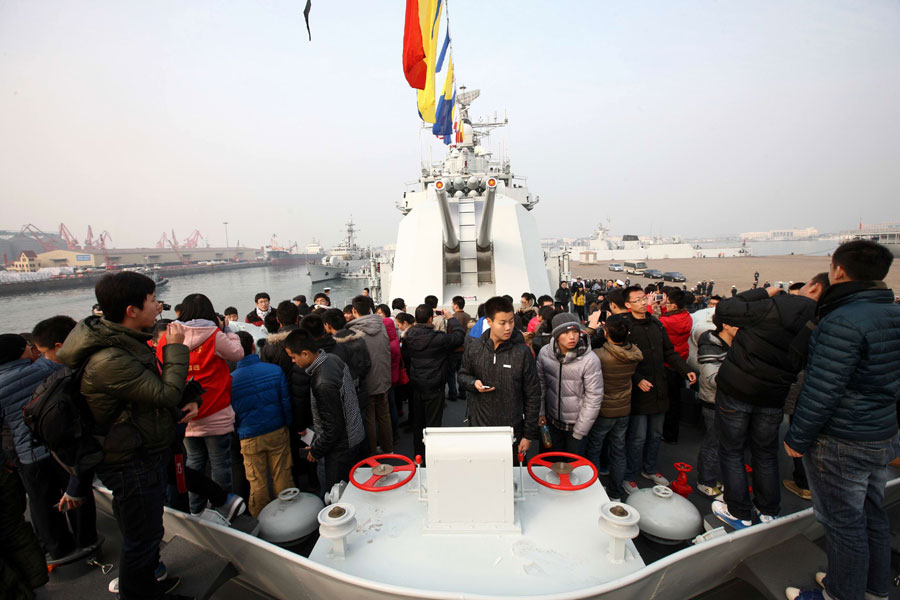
left=594, top=341, right=643, bottom=418
left=715, top=288, right=816, bottom=408
left=785, top=283, right=900, bottom=453
left=260, top=325, right=299, bottom=376
left=401, top=318, right=466, bottom=392
left=57, top=316, right=189, bottom=465
left=458, top=329, right=541, bottom=441
left=0, top=357, right=61, bottom=465
left=306, top=352, right=364, bottom=459
left=536, top=336, right=603, bottom=439
left=627, top=314, right=693, bottom=415
left=347, top=314, right=392, bottom=395
left=230, top=354, right=292, bottom=440
left=659, top=309, right=692, bottom=361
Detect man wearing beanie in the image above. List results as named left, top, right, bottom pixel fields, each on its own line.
left=536, top=313, right=603, bottom=454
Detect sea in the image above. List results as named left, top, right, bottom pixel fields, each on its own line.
left=0, top=265, right=367, bottom=333
left=697, top=238, right=840, bottom=257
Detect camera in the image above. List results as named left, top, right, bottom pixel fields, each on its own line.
left=161, top=302, right=172, bottom=311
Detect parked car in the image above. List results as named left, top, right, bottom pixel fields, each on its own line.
left=663, top=271, right=686, bottom=282
left=608, top=263, right=624, bottom=272
left=644, top=268, right=663, bottom=279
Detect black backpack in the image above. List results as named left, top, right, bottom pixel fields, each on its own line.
left=23, top=362, right=105, bottom=476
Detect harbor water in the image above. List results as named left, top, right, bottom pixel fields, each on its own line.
left=0, top=265, right=368, bottom=333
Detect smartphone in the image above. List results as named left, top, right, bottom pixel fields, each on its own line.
left=655, top=294, right=664, bottom=302
left=481, top=384, right=495, bottom=391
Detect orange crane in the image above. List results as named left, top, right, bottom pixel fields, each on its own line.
left=59, top=223, right=81, bottom=249
left=168, top=230, right=190, bottom=265
left=20, top=224, right=57, bottom=252
left=97, top=231, right=113, bottom=268
left=84, top=226, right=96, bottom=250
left=155, top=232, right=169, bottom=249
left=182, top=229, right=204, bottom=248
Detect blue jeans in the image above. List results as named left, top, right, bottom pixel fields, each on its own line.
left=715, top=390, right=783, bottom=521
left=96, top=452, right=168, bottom=600
left=184, top=433, right=233, bottom=514
left=803, top=434, right=899, bottom=600
left=586, top=416, right=629, bottom=499
left=697, top=405, right=720, bottom=486
left=625, top=412, right=664, bottom=482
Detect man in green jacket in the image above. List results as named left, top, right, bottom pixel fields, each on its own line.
left=58, top=272, right=194, bottom=600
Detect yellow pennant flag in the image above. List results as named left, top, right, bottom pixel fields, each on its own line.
left=416, top=0, right=442, bottom=123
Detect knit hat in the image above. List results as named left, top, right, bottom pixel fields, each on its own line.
left=0, top=333, right=27, bottom=365
left=550, top=313, right=582, bottom=338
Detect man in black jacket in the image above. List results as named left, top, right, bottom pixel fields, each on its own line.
left=260, top=300, right=300, bottom=375
left=555, top=281, right=572, bottom=312
left=622, top=286, right=696, bottom=495
left=284, top=330, right=364, bottom=492
left=458, top=296, right=541, bottom=455
left=402, top=305, right=466, bottom=460
left=710, top=275, right=825, bottom=529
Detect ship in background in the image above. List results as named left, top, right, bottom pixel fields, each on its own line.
left=266, top=235, right=324, bottom=266
left=380, top=87, right=553, bottom=305
left=844, top=221, right=900, bottom=258
left=306, top=218, right=371, bottom=283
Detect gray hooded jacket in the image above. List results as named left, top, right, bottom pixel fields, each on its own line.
left=536, top=337, right=603, bottom=440
left=346, top=313, right=392, bottom=395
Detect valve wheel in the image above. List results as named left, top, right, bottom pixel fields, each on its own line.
left=527, top=452, right=598, bottom=491
left=674, top=462, right=692, bottom=473
left=349, top=454, right=416, bottom=492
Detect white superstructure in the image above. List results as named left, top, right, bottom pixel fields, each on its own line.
left=385, top=88, right=552, bottom=305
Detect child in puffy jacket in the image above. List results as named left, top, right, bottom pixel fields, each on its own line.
left=230, top=332, right=293, bottom=517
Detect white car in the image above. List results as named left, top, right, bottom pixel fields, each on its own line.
left=608, top=263, right=624, bottom=272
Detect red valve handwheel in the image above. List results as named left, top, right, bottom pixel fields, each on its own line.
left=527, top=452, right=598, bottom=491
left=349, top=454, right=416, bottom=492
left=671, top=462, right=693, bottom=498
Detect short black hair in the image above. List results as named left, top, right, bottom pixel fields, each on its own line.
left=263, top=312, right=279, bottom=332
left=788, top=282, right=804, bottom=291
left=424, top=295, right=439, bottom=309
left=415, top=304, right=433, bottom=324
left=178, top=293, right=218, bottom=323
left=713, top=312, right=725, bottom=333
left=502, top=295, right=514, bottom=305
left=284, top=329, right=317, bottom=355
left=709, top=295, right=723, bottom=302
left=293, top=294, right=307, bottom=304
left=174, top=303, right=182, bottom=314
left=254, top=292, right=270, bottom=303
left=623, top=285, right=643, bottom=304
left=300, top=313, right=326, bottom=338
left=396, top=312, right=414, bottom=325
left=452, top=296, right=465, bottom=309
left=276, top=300, right=299, bottom=326
left=152, top=319, right=171, bottom=341
left=810, top=272, right=831, bottom=294
left=322, top=308, right=347, bottom=331
left=352, top=295, right=371, bottom=315
left=391, top=298, right=406, bottom=311
left=606, top=287, right=626, bottom=310
left=832, top=240, right=893, bottom=281
left=0, top=333, right=27, bottom=364
left=375, top=304, right=390, bottom=318
left=537, top=295, right=553, bottom=306
left=484, top=296, right=515, bottom=319
left=539, top=305, right=555, bottom=323
left=604, top=314, right=630, bottom=344
left=342, top=304, right=354, bottom=315
left=313, top=292, right=330, bottom=306
left=237, top=330, right=255, bottom=355
left=667, top=289, right=686, bottom=309
left=224, top=306, right=238, bottom=316
left=476, top=303, right=486, bottom=318
left=32, top=316, right=77, bottom=348
left=95, top=271, right=156, bottom=323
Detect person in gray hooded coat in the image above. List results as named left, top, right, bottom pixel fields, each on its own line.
left=536, top=313, right=603, bottom=454
left=346, top=296, right=393, bottom=455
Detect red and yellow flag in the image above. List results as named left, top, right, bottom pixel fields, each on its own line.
left=402, top=0, right=443, bottom=123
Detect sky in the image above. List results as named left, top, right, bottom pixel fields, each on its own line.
left=1, top=1, right=898, bottom=250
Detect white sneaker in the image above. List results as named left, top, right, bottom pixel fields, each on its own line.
left=216, top=493, right=247, bottom=522
left=754, top=507, right=777, bottom=524
left=711, top=500, right=751, bottom=529
left=622, top=481, right=639, bottom=495
left=641, top=471, right=669, bottom=486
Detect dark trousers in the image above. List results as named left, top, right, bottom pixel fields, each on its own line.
left=787, top=415, right=808, bottom=490
left=715, top=390, right=783, bottom=521
left=19, top=457, right=97, bottom=557
left=0, top=467, right=48, bottom=593
left=322, top=444, right=359, bottom=493
left=289, top=428, right=319, bottom=493
left=97, top=452, right=168, bottom=600
left=446, top=353, right=462, bottom=401
left=547, top=423, right=584, bottom=455
left=662, top=368, right=684, bottom=442
left=412, top=387, right=445, bottom=460
left=165, top=459, right=227, bottom=513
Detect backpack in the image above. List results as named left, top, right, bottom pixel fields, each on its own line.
left=23, top=362, right=104, bottom=476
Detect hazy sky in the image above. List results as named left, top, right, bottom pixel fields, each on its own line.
left=1, top=1, right=898, bottom=250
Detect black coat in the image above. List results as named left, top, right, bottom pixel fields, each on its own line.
left=555, top=287, right=572, bottom=306
left=627, top=314, right=692, bottom=415
left=714, top=288, right=816, bottom=408
left=458, top=329, right=541, bottom=441
left=306, top=353, right=364, bottom=458
left=402, top=318, right=466, bottom=392
left=260, top=325, right=299, bottom=377
left=290, top=332, right=371, bottom=430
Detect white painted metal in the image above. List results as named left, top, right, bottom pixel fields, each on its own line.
left=625, top=485, right=703, bottom=543
left=422, top=427, right=518, bottom=532
left=256, top=488, right=324, bottom=544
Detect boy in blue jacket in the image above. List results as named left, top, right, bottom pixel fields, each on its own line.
left=231, top=331, right=293, bottom=517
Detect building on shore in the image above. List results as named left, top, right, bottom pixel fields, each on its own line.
left=740, top=227, right=819, bottom=241
left=37, top=246, right=263, bottom=268
left=10, top=251, right=40, bottom=272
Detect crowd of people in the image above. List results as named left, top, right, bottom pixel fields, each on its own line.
left=1, top=239, right=898, bottom=600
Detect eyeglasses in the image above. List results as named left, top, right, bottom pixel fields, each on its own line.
left=630, top=296, right=648, bottom=303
